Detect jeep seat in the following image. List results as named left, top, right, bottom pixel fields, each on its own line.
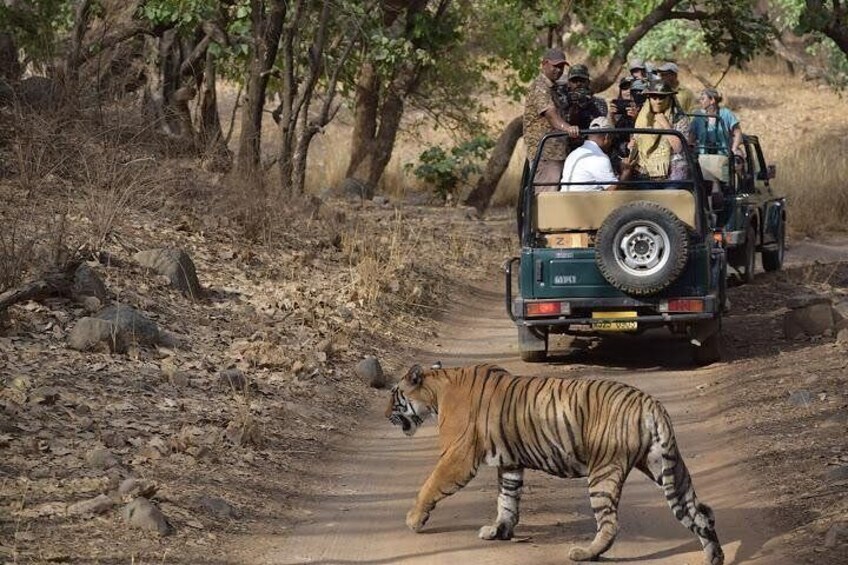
left=535, top=189, right=697, bottom=231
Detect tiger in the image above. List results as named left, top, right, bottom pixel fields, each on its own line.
left=386, top=363, right=723, bottom=565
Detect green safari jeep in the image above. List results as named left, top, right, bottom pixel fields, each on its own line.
left=694, top=131, right=786, bottom=283
left=506, top=127, right=726, bottom=365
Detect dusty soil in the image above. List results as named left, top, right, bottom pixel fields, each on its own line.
left=224, top=239, right=848, bottom=565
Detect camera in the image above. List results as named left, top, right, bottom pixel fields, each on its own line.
left=553, top=83, right=593, bottom=115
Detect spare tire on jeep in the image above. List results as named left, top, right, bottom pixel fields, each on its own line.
left=595, top=201, right=689, bottom=296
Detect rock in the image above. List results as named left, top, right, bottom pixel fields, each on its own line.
left=118, top=478, right=157, bottom=501
left=72, top=264, right=108, bottom=302
left=134, top=248, right=203, bottom=299
left=67, top=494, right=114, bottom=517
left=82, top=296, right=102, bottom=313
left=122, top=497, right=173, bottom=536
left=85, top=447, right=118, bottom=469
left=838, top=328, right=848, bottom=345
left=826, top=466, right=848, bottom=482
left=198, top=495, right=240, bottom=519
left=28, top=386, right=59, bottom=405
left=97, top=305, right=161, bottom=349
left=218, top=368, right=251, bottom=392
left=787, top=390, right=814, bottom=407
left=372, top=195, right=390, bottom=206
left=824, top=521, right=848, bottom=549
left=67, top=318, right=115, bottom=351
left=833, top=299, right=848, bottom=321
left=341, top=177, right=374, bottom=200
left=355, top=356, right=385, bottom=389
left=784, top=302, right=834, bottom=339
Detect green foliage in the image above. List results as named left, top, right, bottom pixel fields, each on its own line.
left=407, top=135, right=496, bottom=202
left=773, top=0, right=848, bottom=88
left=0, top=0, right=70, bottom=66
left=632, top=20, right=710, bottom=61
left=138, top=0, right=218, bottom=32
left=697, top=0, right=775, bottom=67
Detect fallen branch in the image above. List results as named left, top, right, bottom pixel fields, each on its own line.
left=0, top=262, right=81, bottom=312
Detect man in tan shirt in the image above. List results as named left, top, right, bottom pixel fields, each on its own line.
left=657, top=61, right=696, bottom=114
left=524, top=48, right=581, bottom=192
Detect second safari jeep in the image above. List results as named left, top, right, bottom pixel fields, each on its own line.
left=506, top=127, right=727, bottom=365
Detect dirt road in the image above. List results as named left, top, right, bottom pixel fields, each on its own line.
left=230, top=277, right=807, bottom=564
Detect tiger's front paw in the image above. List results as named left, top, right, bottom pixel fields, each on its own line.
left=405, top=508, right=430, bottom=532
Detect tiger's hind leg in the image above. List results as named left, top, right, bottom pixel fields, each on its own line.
left=568, top=466, right=625, bottom=561
left=638, top=441, right=724, bottom=565
left=479, top=467, right=524, bottom=541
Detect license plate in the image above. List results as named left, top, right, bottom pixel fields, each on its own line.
left=591, top=311, right=638, bottom=332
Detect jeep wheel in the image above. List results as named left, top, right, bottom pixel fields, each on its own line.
left=595, top=201, right=689, bottom=296
left=518, top=326, right=548, bottom=363
left=762, top=219, right=785, bottom=272
left=692, top=331, right=722, bottom=366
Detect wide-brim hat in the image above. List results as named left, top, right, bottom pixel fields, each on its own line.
left=628, top=58, right=646, bottom=71
left=643, top=79, right=678, bottom=96
left=657, top=61, right=679, bottom=74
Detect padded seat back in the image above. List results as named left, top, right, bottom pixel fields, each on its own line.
left=535, top=189, right=697, bottom=231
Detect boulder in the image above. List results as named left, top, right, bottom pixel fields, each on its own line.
left=67, top=305, right=163, bottom=353
left=355, top=356, right=385, bottom=388
left=198, top=495, right=241, bottom=520
left=122, top=497, right=173, bottom=536
left=72, top=264, right=108, bottom=302
left=784, top=296, right=834, bottom=339
left=134, top=248, right=202, bottom=299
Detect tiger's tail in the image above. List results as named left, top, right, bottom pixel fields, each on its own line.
left=647, top=400, right=724, bottom=565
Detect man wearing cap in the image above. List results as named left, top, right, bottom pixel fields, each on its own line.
left=524, top=47, right=581, bottom=191
left=657, top=61, right=696, bottom=113
left=560, top=116, right=632, bottom=192
left=556, top=63, right=608, bottom=130
left=629, top=59, right=648, bottom=81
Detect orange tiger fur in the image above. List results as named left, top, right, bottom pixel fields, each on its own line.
left=386, top=363, right=723, bottom=565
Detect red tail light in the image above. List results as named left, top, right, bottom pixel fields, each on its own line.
left=660, top=299, right=704, bottom=313
left=526, top=301, right=563, bottom=317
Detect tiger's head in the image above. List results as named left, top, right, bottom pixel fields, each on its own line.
left=385, top=363, right=440, bottom=436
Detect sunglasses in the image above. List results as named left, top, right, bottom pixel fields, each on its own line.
left=647, top=94, right=670, bottom=100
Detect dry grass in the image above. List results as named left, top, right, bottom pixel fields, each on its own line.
left=298, top=57, right=848, bottom=234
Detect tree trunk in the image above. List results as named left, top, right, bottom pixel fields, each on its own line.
left=805, top=0, right=848, bottom=56
left=0, top=32, right=20, bottom=83
left=464, top=116, right=523, bottom=213
left=198, top=51, right=231, bottom=169
left=236, top=0, right=286, bottom=175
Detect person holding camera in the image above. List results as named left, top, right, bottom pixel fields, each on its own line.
left=554, top=64, right=608, bottom=131
left=523, top=48, right=582, bottom=191
left=631, top=80, right=690, bottom=181
left=608, top=76, right=647, bottom=172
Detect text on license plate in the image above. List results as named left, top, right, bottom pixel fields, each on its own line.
left=591, top=311, right=638, bottom=331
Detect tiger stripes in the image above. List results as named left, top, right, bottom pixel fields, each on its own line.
left=386, top=363, right=724, bottom=565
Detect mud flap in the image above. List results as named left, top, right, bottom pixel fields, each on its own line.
left=689, top=317, right=720, bottom=347
left=518, top=325, right=548, bottom=362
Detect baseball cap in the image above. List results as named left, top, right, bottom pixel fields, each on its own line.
left=628, top=58, right=646, bottom=71
left=657, top=62, right=679, bottom=74
left=589, top=116, right=612, bottom=129
left=567, top=64, right=590, bottom=80
left=619, top=76, right=634, bottom=89
left=543, top=48, right=567, bottom=65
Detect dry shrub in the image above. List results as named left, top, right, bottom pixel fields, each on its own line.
left=342, top=211, right=417, bottom=305
left=777, top=131, right=848, bottom=237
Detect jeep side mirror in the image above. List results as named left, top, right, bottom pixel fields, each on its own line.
left=767, top=164, right=776, bottom=179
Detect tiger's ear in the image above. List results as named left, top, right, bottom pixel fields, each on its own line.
left=406, top=364, right=424, bottom=387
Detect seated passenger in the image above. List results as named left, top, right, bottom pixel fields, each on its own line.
left=690, top=87, right=743, bottom=158
left=560, top=117, right=632, bottom=191
left=631, top=80, right=690, bottom=181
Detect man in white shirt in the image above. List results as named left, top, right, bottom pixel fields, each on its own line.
left=560, top=117, right=630, bottom=191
